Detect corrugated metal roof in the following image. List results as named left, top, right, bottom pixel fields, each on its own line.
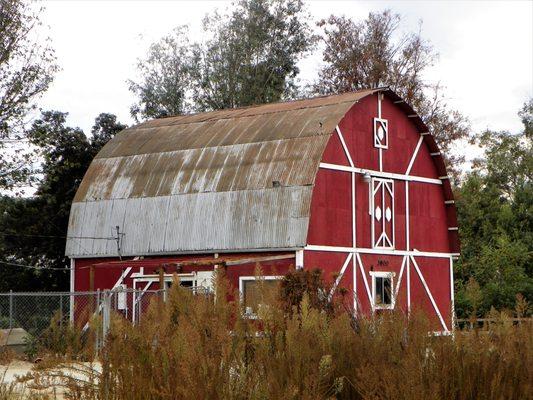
left=66, top=88, right=458, bottom=257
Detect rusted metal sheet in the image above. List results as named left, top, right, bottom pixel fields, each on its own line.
left=66, top=88, right=412, bottom=258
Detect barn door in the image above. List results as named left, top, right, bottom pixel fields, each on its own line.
left=371, top=178, right=394, bottom=249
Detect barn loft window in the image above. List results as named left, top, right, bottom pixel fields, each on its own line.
left=239, top=276, right=282, bottom=317
left=371, top=178, right=395, bottom=249
left=371, top=271, right=395, bottom=310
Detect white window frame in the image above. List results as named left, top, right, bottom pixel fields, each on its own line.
left=132, top=272, right=197, bottom=301
left=373, top=118, right=389, bottom=149
left=370, top=271, right=396, bottom=310
left=164, top=274, right=196, bottom=289
left=371, top=178, right=395, bottom=249
left=239, top=275, right=283, bottom=318
left=132, top=272, right=196, bottom=287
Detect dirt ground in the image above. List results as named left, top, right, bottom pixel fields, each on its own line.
left=1, top=360, right=101, bottom=399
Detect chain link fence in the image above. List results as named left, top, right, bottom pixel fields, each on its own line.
left=0, top=287, right=211, bottom=355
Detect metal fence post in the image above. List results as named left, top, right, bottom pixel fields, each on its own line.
left=102, top=289, right=110, bottom=339
left=59, top=294, right=63, bottom=328
left=8, top=290, right=13, bottom=329
left=69, top=291, right=74, bottom=324
left=94, top=289, right=101, bottom=354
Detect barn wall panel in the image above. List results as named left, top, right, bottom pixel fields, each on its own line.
left=305, top=90, right=456, bottom=329
left=340, top=95, right=379, bottom=171
left=74, top=253, right=294, bottom=300
left=304, top=250, right=355, bottom=308
left=320, top=131, right=351, bottom=166
left=355, top=174, right=372, bottom=249
left=408, top=140, right=440, bottom=178
left=409, top=257, right=452, bottom=330
left=394, top=181, right=407, bottom=250
left=307, top=169, right=352, bottom=248
left=414, top=256, right=452, bottom=326
left=74, top=257, right=126, bottom=292
left=304, top=251, right=352, bottom=284
left=409, top=182, right=450, bottom=253
left=381, top=96, right=422, bottom=174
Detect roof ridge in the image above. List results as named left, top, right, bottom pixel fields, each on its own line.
left=133, top=87, right=387, bottom=129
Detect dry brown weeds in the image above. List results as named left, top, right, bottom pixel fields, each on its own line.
left=92, top=274, right=532, bottom=400
left=2, top=273, right=531, bottom=400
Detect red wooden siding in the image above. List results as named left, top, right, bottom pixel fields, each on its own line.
left=305, top=93, right=454, bottom=331
left=74, top=254, right=294, bottom=294
left=306, top=169, right=352, bottom=248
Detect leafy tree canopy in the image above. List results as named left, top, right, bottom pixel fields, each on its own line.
left=191, top=0, right=315, bottom=111
left=454, top=99, right=532, bottom=317
left=0, top=111, right=126, bottom=291
left=128, top=0, right=316, bottom=120
left=0, top=0, right=58, bottom=190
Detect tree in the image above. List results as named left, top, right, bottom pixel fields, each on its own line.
left=0, top=111, right=126, bottom=291
left=128, top=26, right=194, bottom=121
left=90, top=112, right=128, bottom=152
left=454, top=99, right=532, bottom=317
left=314, top=11, right=469, bottom=177
left=128, top=0, right=315, bottom=120
left=0, top=0, right=58, bottom=190
left=191, top=0, right=315, bottom=111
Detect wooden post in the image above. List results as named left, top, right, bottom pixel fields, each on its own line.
left=89, top=265, right=95, bottom=292
left=159, top=267, right=165, bottom=291
left=159, top=267, right=165, bottom=308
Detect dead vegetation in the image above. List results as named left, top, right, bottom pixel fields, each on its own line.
left=1, top=271, right=531, bottom=399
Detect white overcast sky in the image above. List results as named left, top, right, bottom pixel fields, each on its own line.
left=38, top=0, right=532, bottom=140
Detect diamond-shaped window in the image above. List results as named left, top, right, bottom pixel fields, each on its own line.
left=377, top=125, right=385, bottom=141
left=375, top=206, right=382, bottom=221
left=385, top=207, right=392, bottom=222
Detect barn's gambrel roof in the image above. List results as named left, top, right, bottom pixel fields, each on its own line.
left=66, top=88, right=457, bottom=257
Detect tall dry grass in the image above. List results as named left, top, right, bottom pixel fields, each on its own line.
left=74, top=272, right=531, bottom=400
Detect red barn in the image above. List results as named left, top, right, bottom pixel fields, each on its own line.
left=66, top=87, right=459, bottom=332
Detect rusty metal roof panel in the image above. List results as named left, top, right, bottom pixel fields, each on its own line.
left=67, top=88, right=403, bottom=257
left=75, top=134, right=329, bottom=202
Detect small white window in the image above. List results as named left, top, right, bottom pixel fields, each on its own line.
left=165, top=275, right=195, bottom=289
left=371, top=271, right=395, bottom=310
left=239, top=276, right=282, bottom=317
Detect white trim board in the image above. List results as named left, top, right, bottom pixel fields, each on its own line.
left=405, top=135, right=424, bottom=175
left=305, top=245, right=455, bottom=259
left=328, top=253, right=353, bottom=300
left=356, top=253, right=373, bottom=307
left=319, top=162, right=442, bottom=185
left=335, top=125, right=354, bottom=167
